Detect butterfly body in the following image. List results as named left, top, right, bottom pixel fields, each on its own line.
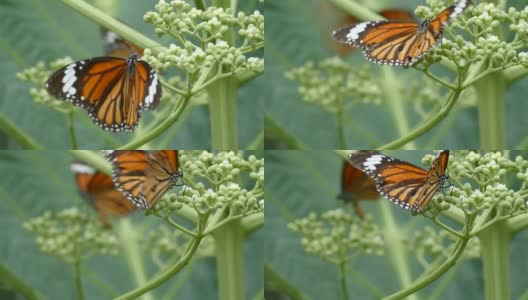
left=333, top=0, right=471, bottom=66
left=347, top=151, right=450, bottom=213
left=46, top=53, right=161, bottom=132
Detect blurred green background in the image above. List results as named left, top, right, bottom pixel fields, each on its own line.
left=265, top=0, right=528, bottom=149
left=264, top=150, right=528, bottom=299
left=0, top=0, right=264, bottom=149
left=0, top=151, right=263, bottom=299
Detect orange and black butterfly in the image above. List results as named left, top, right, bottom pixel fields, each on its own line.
left=332, top=0, right=471, bottom=66
left=332, top=9, right=416, bottom=56
left=46, top=35, right=161, bottom=132
left=106, top=150, right=183, bottom=209
left=71, top=162, right=136, bottom=227
left=347, top=150, right=450, bottom=213
left=338, top=152, right=381, bottom=219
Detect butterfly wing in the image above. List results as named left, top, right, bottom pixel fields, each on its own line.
left=332, top=1, right=470, bottom=66
left=140, top=150, right=182, bottom=208
left=347, top=151, right=433, bottom=212
left=411, top=150, right=450, bottom=212
left=107, top=150, right=151, bottom=208
left=71, top=162, right=135, bottom=227
left=46, top=55, right=161, bottom=132
left=339, top=159, right=380, bottom=219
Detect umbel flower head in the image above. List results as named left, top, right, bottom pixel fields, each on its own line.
left=23, top=207, right=119, bottom=263
left=288, top=209, right=384, bottom=264
left=152, top=151, right=264, bottom=218
left=143, top=0, right=264, bottom=74
left=427, top=151, right=528, bottom=218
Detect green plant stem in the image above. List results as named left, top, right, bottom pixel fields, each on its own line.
left=119, top=95, right=191, bottom=149
left=378, top=90, right=461, bottom=150
left=379, top=67, right=415, bottom=149
left=61, top=0, right=160, bottom=49
left=246, top=128, right=264, bottom=150
left=193, top=0, right=206, bottom=10
left=207, top=77, right=239, bottom=149
left=336, top=106, right=345, bottom=149
left=114, top=232, right=203, bottom=300
left=507, top=214, right=528, bottom=236
left=474, top=72, right=506, bottom=150
left=0, top=112, right=43, bottom=149
left=383, top=235, right=469, bottom=300
left=338, top=262, right=349, bottom=300
left=379, top=201, right=417, bottom=300
left=214, top=221, right=245, bottom=300
left=116, top=220, right=153, bottom=300
left=67, top=110, right=78, bottom=149
left=0, top=263, right=43, bottom=300
left=478, top=221, right=511, bottom=300
left=240, top=212, right=264, bottom=236
left=327, top=0, right=383, bottom=21
left=73, top=254, right=84, bottom=300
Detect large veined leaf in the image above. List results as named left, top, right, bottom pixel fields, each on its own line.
left=0, top=0, right=263, bottom=149
left=0, top=151, right=263, bottom=299
left=264, top=150, right=528, bottom=299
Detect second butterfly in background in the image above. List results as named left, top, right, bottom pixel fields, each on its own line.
left=338, top=152, right=380, bottom=219
left=46, top=29, right=161, bottom=132
left=107, top=150, right=183, bottom=209
left=71, top=162, right=136, bottom=227
left=347, top=150, right=450, bottom=214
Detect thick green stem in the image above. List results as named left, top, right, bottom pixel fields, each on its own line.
left=379, top=67, right=415, bottom=149
left=475, top=72, right=506, bottom=150
left=207, top=77, right=239, bottom=150
left=478, top=221, right=511, bottom=300
left=379, top=201, right=417, bottom=300
left=214, top=221, right=245, bottom=300
left=116, top=220, right=153, bottom=300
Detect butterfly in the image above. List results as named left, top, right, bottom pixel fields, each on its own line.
left=332, top=0, right=471, bottom=66
left=347, top=150, right=450, bottom=213
left=46, top=40, right=161, bottom=132
left=100, top=26, right=144, bottom=58
left=338, top=153, right=381, bottom=219
left=71, top=161, right=136, bottom=227
left=106, top=150, right=183, bottom=209
left=332, top=9, right=416, bottom=56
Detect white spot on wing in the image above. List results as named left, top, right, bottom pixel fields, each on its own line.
left=363, top=154, right=384, bottom=171
left=346, top=22, right=369, bottom=42
left=70, top=163, right=95, bottom=174
left=144, top=72, right=158, bottom=108
left=62, top=64, right=77, bottom=94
